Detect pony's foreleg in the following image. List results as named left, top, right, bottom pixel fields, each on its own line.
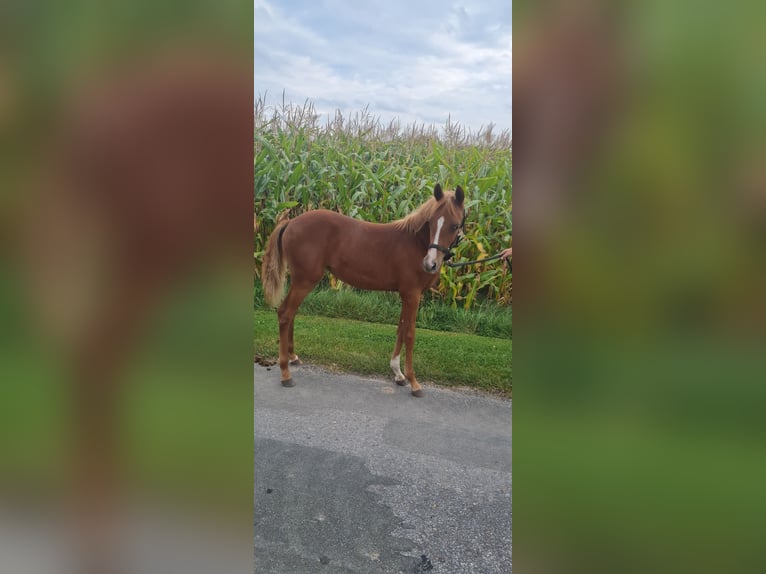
left=390, top=306, right=406, bottom=385
left=277, top=282, right=313, bottom=386
left=400, top=291, right=424, bottom=397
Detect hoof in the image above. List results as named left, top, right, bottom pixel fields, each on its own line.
left=395, top=377, right=407, bottom=386
left=411, top=389, right=424, bottom=398
left=289, top=358, right=302, bottom=366
left=281, top=378, right=295, bottom=387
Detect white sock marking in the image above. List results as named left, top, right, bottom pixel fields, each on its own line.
left=390, top=354, right=405, bottom=381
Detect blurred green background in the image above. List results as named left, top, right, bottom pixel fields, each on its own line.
left=1, top=1, right=253, bottom=572
left=515, top=1, right=766, bottom=573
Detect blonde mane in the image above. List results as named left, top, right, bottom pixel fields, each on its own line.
left=392, top=191, right=458, bottom=232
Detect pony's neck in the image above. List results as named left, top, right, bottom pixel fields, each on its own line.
left=384, top=218, right=430, bottom=249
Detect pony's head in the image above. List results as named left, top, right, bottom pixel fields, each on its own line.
left=422, top=183, right=465, bottom=273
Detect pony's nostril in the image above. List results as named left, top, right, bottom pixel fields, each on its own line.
left=430, top=262, right=437, bottom=271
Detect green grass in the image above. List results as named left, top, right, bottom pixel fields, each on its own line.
left=254, top=283, right=512, bottom=338
left=254, top=309, right=512, bottom=396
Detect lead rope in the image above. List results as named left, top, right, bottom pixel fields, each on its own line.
left=444, top=252, right=508, bottom=268
left=441, top=212, right=511, bottom=269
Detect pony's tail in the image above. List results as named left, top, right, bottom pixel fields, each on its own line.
left=261, top=215, right=290, bottom=307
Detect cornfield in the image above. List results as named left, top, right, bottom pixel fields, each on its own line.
left=254, top=97, right=512, bottom=307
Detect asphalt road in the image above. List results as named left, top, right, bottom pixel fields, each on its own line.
left=254, top=362, right=512, bottom=573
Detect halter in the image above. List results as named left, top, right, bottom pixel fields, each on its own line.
left=427, top=211, right=466, bottom=262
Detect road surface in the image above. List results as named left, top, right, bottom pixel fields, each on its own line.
left=254, top=362, right=512, bottom=573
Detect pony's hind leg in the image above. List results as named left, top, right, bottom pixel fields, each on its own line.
left=287, top=319, right=301, bottom=365
left=277, top=281, right=314, bottom=386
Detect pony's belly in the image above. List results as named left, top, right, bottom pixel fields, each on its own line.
left=329, top=266, right=398, bottom=292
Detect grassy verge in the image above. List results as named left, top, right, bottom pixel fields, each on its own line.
left=254, top=283, right=512, bottom=338
left=254, top=309, right=512, bottom=396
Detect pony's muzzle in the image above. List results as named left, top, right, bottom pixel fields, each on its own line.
left=422, top=256, right=441, bottom=274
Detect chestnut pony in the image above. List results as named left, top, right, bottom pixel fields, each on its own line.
left=261, top=184, right=466, bottom=397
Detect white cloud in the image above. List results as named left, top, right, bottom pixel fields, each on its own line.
left=254, top=0, right=512, bottom=132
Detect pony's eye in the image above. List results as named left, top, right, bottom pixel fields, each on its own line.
left=451, top=224, right=460, bottom=231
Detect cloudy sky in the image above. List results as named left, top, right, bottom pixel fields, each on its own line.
left=254, top=0, right=511, bottom=132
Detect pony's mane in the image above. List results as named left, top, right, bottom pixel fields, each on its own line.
left=392, top=191, right=458, bottom=233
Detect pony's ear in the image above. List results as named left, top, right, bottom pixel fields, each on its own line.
left=455, top=185, right=465, bottom=206
left=433, top=183, right=444, bottom=201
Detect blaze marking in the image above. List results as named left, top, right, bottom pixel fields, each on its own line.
left=425, top=216, right=445, bottom=267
